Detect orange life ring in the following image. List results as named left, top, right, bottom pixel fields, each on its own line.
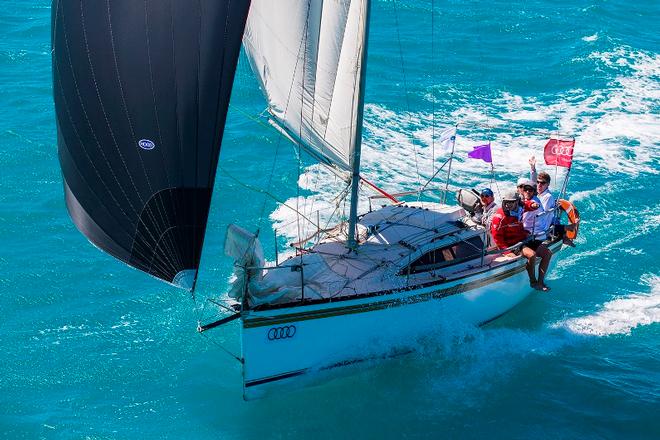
left=557, top=199, right=580, bottom=239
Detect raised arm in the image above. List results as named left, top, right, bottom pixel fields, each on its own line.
left=529, top=156, right=538, bottom=182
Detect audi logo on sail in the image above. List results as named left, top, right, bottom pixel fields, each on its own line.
left=267, top=325, right=296, bottom=340
left=138, top=139, right=156, bottom=150
left=551, top=145, right=573, bottom=156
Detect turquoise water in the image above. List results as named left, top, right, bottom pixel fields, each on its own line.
left=1, top=0, right=659, bottom=438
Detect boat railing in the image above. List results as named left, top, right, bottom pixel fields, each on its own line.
left=245, top=233, right=529, bottom=304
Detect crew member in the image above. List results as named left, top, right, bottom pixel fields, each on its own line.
left=472, top=188, right=498, bottom=228
left=490, top=191, right=539, bottom=288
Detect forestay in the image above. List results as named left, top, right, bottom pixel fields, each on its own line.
left=243, top=0, right=369, bottom=173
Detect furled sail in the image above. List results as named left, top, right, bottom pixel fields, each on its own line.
left=52, top=0, right=251, bottom=289
left=243, top=0, right=369, bottom=173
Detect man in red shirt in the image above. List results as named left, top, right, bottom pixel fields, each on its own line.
left=491, top=191, right=539, bottom=288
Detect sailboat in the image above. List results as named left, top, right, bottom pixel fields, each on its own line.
left=52, top=0, right=580, bottom=400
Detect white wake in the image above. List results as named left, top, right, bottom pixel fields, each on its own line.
left=555, top=274, right=660, bottom=336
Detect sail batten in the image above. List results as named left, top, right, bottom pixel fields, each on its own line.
left=53, top=0, right=252, bottom=289
left=243, top=0, right=368, bottom=172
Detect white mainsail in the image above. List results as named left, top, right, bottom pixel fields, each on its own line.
left=243, top=0, right=368, bottom=173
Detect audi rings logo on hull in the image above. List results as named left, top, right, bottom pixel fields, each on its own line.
left=267, top=325, right=296, bottom=341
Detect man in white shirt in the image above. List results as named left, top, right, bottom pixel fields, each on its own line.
left=521, top=181, right=541, bottom=233
left=534, top=171, right=556, bottom=240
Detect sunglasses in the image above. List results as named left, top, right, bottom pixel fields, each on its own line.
left=523, top=187, right=534, bottom=191
left=537, top=180, right=548, bottom=185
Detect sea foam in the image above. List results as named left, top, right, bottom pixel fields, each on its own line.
left=555, top=274, right=660, bottom=336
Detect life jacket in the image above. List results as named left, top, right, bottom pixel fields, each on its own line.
left=490, top=208, right=528, bottom=249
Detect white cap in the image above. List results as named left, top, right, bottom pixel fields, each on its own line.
left=516, top=177, right=528, bottom=186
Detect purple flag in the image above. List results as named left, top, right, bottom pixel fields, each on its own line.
left=467, top=143, right=492, bottom=163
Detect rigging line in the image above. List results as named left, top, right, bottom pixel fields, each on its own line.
left=313, top=183, right=351, bottom=243
left=472, top=12, right=503, bottom=203
left=306, top=163, right=322, bottom=240
left=441, top=125, right=457, bottom=204
left=257, top=125, right=284, bottom=230
left=392, top=0, right=421, bottom=187
left=306, top=0, right=331, bottom=246
left=218, top=166, right=320, bottom=230
left=198, top=331, right=242, bottom=363
left=193, top=293, right=236, bottom=327
left=194, top=0, right=243, bottom=292
left=246, top=8, right=308, bottom=233
left=265, top=1, right=316, bottom=247
left=206, top=297, right=238, bottom=315
left=418, top=157, right=450, bottom=193
left=275, top=178, right=345, bottom=234
left=431, top=0, right=436, bottom=180
left=360, top=176, right=399, bottom=203
left=229, top=103, right=275, bottom=131
left=553, top=102, right=566, bottom=190
left=296, top=4, right=313, bottom=251
left=490, top=161, right=502, bottom=199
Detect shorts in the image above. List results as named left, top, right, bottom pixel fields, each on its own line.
left=524, top=240, right=543, bottom=251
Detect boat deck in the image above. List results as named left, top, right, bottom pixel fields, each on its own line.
left=246, top=202, right=529, bottom=308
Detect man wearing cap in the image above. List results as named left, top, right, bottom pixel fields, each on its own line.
left=534, top=171, right=556, bottom=240
left=520, top=180, right=541, bottom=233
left=472, top=188, right=498, bottom=228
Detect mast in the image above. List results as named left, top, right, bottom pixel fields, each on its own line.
left=347, top=0, right=371, bottom=249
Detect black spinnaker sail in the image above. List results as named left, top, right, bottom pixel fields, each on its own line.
left=52, top=0, right=251, bottom=289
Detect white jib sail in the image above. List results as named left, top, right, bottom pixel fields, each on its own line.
left=243, top=0, right=368, bottom=173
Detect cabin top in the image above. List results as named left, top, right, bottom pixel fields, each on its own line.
left=247, top=203, right=505, bottom=307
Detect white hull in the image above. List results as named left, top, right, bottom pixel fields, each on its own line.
left=240, top=241, right=562, bottom=399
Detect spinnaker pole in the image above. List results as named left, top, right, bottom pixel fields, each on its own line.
left=347, top=0, right=372, bottom=249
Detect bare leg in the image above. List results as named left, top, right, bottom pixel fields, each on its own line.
left=536, top=245, right=553, bottom=291
left=522, top=246, right=537, bottom=286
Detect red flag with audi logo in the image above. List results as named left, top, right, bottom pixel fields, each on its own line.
left=544, top=138, right=575, bottom=168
